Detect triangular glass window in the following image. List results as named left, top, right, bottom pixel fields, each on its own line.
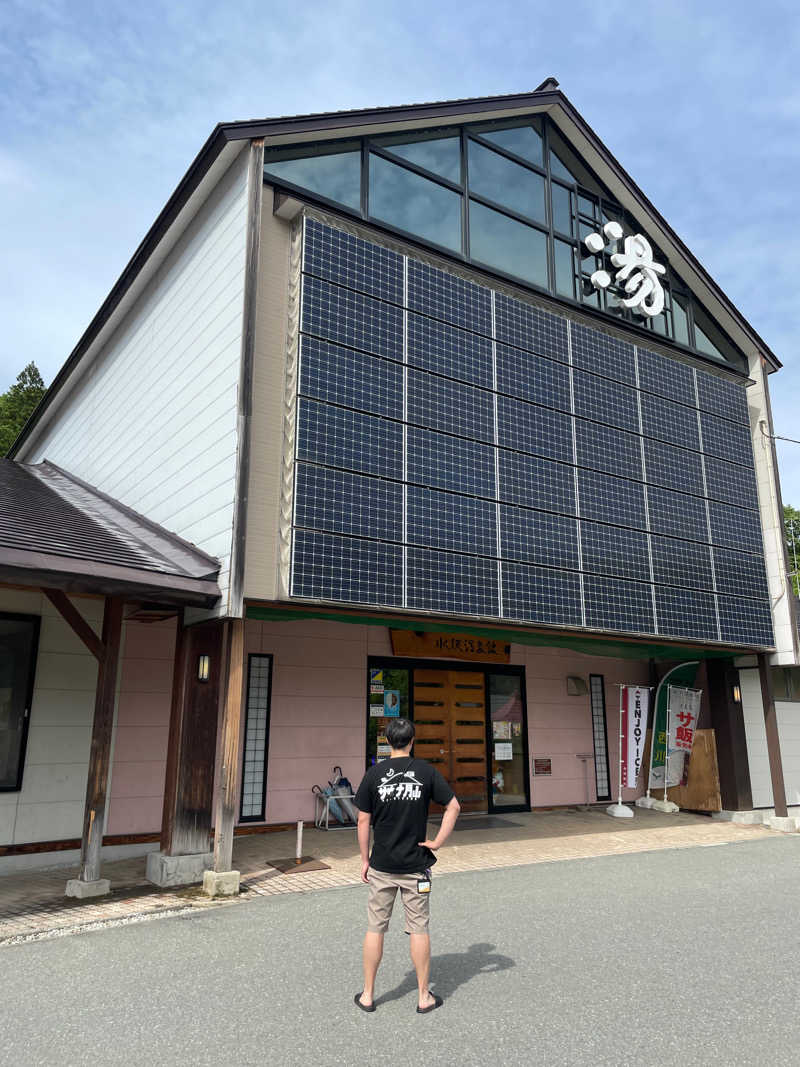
left=264, top=142, right=361, bottom=211
left=375, top=132, right=461, bottom=184
left=476, top=122, right=543, bottom=167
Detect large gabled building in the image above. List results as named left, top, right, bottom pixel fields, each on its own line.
left=3, top=80, right=799, bottom=892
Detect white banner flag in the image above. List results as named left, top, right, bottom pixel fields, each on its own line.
left=621, top=685, right=651, bottom=789
left=665, top=686, right=701, bottom=787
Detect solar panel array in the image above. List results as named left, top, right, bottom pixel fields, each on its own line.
left=290, top=217, right=773, bottom=647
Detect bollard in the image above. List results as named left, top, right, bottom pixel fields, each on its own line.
left=295, top=820, right=303, bottom=864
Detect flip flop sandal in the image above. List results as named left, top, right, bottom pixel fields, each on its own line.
left=354, top=993, right=376, bottom=1013
left=416, top=994, right=443, bottom=1014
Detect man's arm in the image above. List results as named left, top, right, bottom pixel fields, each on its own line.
left=357, top=810, right=372, bottom=882
left=418, top=796, right=460, bottom=851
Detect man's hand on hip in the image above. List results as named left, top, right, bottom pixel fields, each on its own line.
left=417, top=839, right=440, bottom=851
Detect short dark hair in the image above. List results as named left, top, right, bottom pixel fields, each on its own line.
left=386, top=717, right=415, bottom=749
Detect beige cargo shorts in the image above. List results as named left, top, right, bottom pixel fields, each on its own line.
left=366, top=867, right=430, bottom=935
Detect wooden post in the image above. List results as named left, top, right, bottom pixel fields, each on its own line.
left=758, top=652, right=788, bottom=818
left=160, top=618, right=188, bottom=852
left=78, top=596, right=124, bottom=883
left=213, top=618, right=245, bottom=874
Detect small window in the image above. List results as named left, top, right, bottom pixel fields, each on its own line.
left=468, top=140, right=546, bottom=223
left=240, top=654, right=273, bottom=822
left=264, top=142, right=362, bottom=211
left=469, top=200, right=549, bottom=289
left=0, top=613, right=40, bottom=791
left=554, top=239, right=575, bottom=298
left=369, top=153, right=462, bottom=252
left=551, top=183, right=573, bottom=236
left=589, top=674, right=611, bottom=801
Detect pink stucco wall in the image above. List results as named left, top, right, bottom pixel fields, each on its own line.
left=106, top=618, right=176, bottom=835
left=248, top=619, right=650, bottom=824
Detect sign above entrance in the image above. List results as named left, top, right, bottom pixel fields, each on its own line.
left=389, top=630, right=511, bottom=663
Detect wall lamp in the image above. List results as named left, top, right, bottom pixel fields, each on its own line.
left=197, top=654, right=210, bottom=683
left=732, top=682, right=742, bottom=704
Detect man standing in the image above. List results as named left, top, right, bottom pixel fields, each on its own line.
left=353, top=717, right=461, bottom=1014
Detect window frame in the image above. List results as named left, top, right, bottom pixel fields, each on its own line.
left=589, top=673, right=612, bottom=802
left=263, top=114, right=748, bottom=375
left=238, top=653, right=273, bottom=823
left=0, top=611, right=40, bottom=793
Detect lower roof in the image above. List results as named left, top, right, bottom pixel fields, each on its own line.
left=0, top=460, right=220, bottom=607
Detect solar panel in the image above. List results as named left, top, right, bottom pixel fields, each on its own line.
left=501, top=562, right=582, bottom=626
left=407, top=425, right=496, bottom=497
left=407, top=548, right=499, bottom=616
left=695, top=368, right=750, bottom=424
left=292, top=530, right=403, bottom=605
left=498, top=451, right=576, bottom=513
left=299, top=337, right=402, bottom=416
left=637, top=346, right=695, bottom=406
left=289, top=218, right=772, bottom=647
left=639, top=391, right=700, bottom=450
left=573, top=369, right=639, bottom=432
left=297, top=399, right=403, bottom=478
left=407, top=313, right=493, bottom=387
left=294, top=464, right=403, bottom=541
left=497, top=396, right=573, bottom=463
left=407, top=259, right=492, bottom=335
left=407, top=487, right=496, bottom=555
left=407, top=370, right=494, bottom=442
left=495, top=292, right=569, bottom=362
left=575, top=420, right=642, bottom=480
left=499, top=506, right=579, bottom=569
left=583, top=575, right=655, bottom=633
left=571, top=322, right=636, bottom=385
left=643, top=438, right=705, bottom=496
left=496, top=344, right=571, bottom=410
left=580, top=522, right=651, bottom=582
left=304, top=217, right=404, bottom=303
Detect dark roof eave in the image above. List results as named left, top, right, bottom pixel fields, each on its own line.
left=0, top=548, right=221, bottom=607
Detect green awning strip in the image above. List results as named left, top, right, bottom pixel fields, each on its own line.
left=245, top=605, right=739, bottom=662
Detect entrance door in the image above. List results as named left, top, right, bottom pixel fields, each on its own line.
left=412, top=669, right=487, bottom=812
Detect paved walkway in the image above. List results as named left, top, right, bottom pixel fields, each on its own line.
left=0, top=807, right=772, bottom=944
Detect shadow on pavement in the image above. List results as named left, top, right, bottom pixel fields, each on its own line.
left=376, top=942, right=515, bottom=1005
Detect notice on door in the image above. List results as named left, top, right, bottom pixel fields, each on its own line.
left=494, top=742, right=513, bottom=761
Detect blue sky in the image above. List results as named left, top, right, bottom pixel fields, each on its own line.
left=1, top=0, right=798, bottom=498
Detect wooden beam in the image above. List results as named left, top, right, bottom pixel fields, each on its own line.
left=43, top=588, right=104, bottom=661
left=757, top=652, right=788, bottom=819
left=78, top=596, right=124, bottom=883
left=212, top=618, right=245, bottom=873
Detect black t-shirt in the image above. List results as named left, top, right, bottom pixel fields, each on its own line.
left=354, top=757, right=455, bottom=875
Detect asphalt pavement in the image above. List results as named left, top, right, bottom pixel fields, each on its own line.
left=3, top=836, right=800, bottom=1066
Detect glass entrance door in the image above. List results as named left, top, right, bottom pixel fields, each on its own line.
left=488, top=673, right=530, bottom=811
left=412, top=668, right=488, bottom=812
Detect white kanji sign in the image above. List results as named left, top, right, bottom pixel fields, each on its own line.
left=584, top=223, right=666, bottom=318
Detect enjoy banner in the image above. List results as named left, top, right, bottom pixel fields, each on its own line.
left=620, top=685, right=651, bottom=789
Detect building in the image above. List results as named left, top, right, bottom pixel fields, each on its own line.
left=2, top=80, right=798, bottom=894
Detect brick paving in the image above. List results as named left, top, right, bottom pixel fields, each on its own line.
left=0, top=808, right=772, bottom=945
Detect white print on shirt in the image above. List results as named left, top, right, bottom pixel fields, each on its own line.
left=377, top=767, right=424, bottom=802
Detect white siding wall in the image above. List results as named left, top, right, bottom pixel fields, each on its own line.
left=24, top=149, right=251, bottom=615
left=740, top=667, right=800, bottom=807
left=0, top=589, right=100, bottom=848
left=747, top=357, right=798, bottom=663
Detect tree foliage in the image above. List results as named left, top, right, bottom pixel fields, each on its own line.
left=0, top=363, right=46, bottom=457
left=785, top=504, right=800, bottom=597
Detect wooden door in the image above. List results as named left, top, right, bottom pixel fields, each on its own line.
left=412, top=668, right=487, bottom=812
